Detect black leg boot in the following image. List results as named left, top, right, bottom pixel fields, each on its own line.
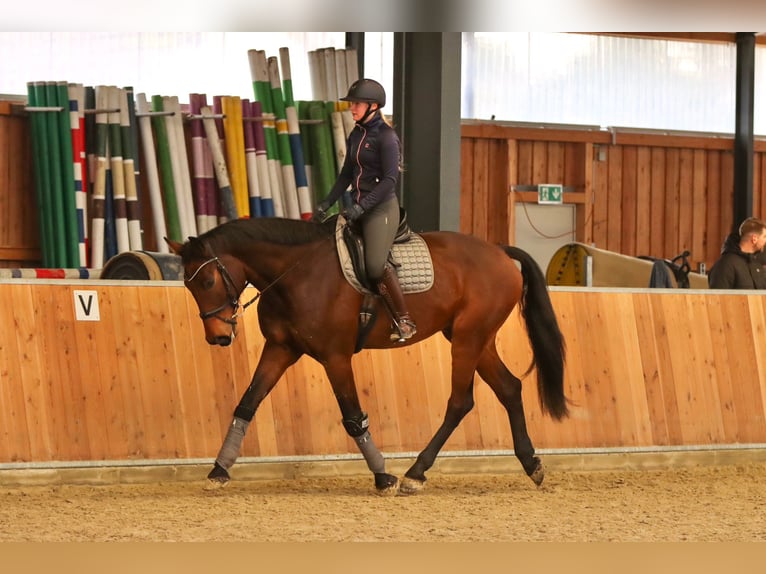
left=376, top=264, right=417, bottom=342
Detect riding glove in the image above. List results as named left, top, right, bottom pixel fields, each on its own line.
left=311, top=202, right=330, bottom=223
left=342, top=203, right=365, bottom=223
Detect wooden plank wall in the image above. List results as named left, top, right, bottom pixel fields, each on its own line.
left=0, top=102, right=41, bottom=267
left=1, top=283, right=765, bottom=465
left=461, top=122, right=766, bottom=272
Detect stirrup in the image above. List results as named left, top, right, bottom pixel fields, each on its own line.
left=390, top=319, right=417, bottom=342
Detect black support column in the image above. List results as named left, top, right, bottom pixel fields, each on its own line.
left=392, top=33, right=462, bottom=232
left=733, top=32, right=756, bottom=230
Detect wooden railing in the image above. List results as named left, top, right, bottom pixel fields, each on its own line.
left=461, top=121, right=766, bottom=272
left=1, top=283, right=764, bottom=465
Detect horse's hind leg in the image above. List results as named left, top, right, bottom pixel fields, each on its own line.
left=207, top=341, right=301, bottom=488
left=400, top=334, right=480, bottom=494
left=477, top=344, right=544, bottom=486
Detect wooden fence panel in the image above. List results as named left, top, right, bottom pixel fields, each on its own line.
left=3, top=284, right=766, bottom=465
left=461, top=123, right=766, bottom=272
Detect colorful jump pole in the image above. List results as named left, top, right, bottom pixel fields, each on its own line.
left=120, top=87, right=143, bottom=250
left=164, top=95, right=197, bottom=239
left=88, top=85, right=108, bottom=266
left=250, top=100, right=275, bottom=217
left=68, top=83, right=88, bottom=266
left=200, top=105, right=238, bottom=221
left=279, top=47, right=312, bottom=220
left=241, top=98, right=262, bottom=218
left=135, top=92, right=169, bottom=252
left=150, top=95, right=181, bottom=242
left=267, top=55, right=300, bottom=219
left=248, top=49, right=285, bottom=217
left=107, top=86, right=130, bottom=254
left=189, top=93, right=213, bottom=233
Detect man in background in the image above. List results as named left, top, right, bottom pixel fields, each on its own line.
left=708, top=217, right=766, bottom=289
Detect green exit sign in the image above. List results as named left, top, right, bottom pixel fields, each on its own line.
left=537, top=184, right=563, bottom=205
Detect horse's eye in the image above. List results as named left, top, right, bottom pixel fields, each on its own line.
left=202, top=277, right=215, bottom=290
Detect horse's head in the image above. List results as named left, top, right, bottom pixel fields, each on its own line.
left=167, top=236, right=246, bottom=347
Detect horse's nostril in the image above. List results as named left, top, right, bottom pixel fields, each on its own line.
left=207, top=335, right=231, bottom=347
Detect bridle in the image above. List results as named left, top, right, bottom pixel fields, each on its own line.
left=184, top=256, right=258, bottom=326
left=184, top=232, right=336, bottom=327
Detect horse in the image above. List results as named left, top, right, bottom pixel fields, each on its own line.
left=166, top=215, right=569, bottom=495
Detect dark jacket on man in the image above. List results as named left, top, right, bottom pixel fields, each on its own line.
left=708, top=232, right=766, bottom=289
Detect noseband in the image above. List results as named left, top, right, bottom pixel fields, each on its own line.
left=185, top=256, right=247, bottom=326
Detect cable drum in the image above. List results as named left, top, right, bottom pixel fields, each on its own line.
left=101, top=251, right=183, bottom=281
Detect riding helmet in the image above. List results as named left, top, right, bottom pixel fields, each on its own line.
left=340, top=78, right=386, bottom=107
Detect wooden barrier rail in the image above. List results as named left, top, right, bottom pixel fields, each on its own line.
left=1, top=283, right=765, bottom=465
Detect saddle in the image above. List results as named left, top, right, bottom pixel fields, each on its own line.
left=335, top=208, right=434, bottom=294
left=333, top=209, right=434, bottom=352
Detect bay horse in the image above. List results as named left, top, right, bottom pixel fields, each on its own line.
left=166, top=215, right=568, bottom=495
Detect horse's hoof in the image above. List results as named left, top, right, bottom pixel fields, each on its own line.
left=529, top=460, right=545, bottom=487
left=374, top=473, right=400, bottom=496
left=205, top=463, right=230, bottom=490
left=204, top=476, right=229, bottom=490
left=398, top=476, right=425, bottom=495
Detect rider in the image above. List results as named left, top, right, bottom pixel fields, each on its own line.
left=311, top=78, right=417, bottom=342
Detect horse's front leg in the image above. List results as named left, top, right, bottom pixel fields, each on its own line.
left=323, top=355, right=399, bottom=495
left=207, top=340, right=301, bottom=489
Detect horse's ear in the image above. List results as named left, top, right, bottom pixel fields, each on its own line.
left=165, top=237, right=184, bottom=255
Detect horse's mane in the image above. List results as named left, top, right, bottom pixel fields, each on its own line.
left=182, top=216, right=336, bottom=259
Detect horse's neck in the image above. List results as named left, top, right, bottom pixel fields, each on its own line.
left=240, top=240, right=323, bottom=290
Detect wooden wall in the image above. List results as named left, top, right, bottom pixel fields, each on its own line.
left=461, top=121, right=766, bottom=272
left=1, top=283, right=765, bottom=465
left=0, top=102, right=40, bottom=267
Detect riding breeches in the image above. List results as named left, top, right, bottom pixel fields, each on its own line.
left=360, top=195, right=400, bottom=282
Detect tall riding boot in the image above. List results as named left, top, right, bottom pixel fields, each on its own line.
left=376, top=264, right=417, bottom=342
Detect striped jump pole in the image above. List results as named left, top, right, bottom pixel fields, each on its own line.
left=107, top=86, right=130, bottom=254
left=251, top=100, right=275, bottom=217
left=164, top=95, right=197, bottom=239
left=125, top=86, right=144, bottom=240
left=103, top=148, right=118, bottom=261
left=298, top=101, right=316, bottom=209
left=200, top=105, right=238, bottom=221
left=241, top=98, right=262, bottom=218
left=189, top=93, right=214, bottom=233
left=267, top=55, right=300, bottom=219
left=248, top=49, right=285, bottom=218
left=68, top=83, right=88, bottom=266
left=150, top=95, right=181, bottom=242
left=199, top=94, right=220, bottom=230
left=279, top=47, right=312, bottom=220
left=120, top=87, right=143, bottom=250
left=135, top=92, right=169, bottom=252
left=88, top=86, right=108, bottom=267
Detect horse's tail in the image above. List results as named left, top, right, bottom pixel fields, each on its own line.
left=503, top=245, right=569, bottom=420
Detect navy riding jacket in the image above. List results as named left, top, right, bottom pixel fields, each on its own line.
left=323, top=114, right=401, bottom=212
